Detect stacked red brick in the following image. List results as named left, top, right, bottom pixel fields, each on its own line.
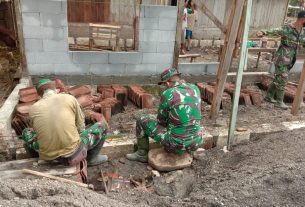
left=261, top=76, right=305, bottom=103
left=128, top=85, right=154, bottom=109
left=196, top=82, right=263, bottom=107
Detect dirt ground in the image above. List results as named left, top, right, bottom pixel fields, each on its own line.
left=1, top=128, right=305, bottom=206
left=106, top=85, right=305, bottom=138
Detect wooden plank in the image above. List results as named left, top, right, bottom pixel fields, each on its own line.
left=13, top=0, right=26, bottom=71
left=172, top=0, right=184, bottom=69
left=291, top=60, right=305, bottom=115
left=248, top=48, right=277, bottom=53
left=196, top=0, right=226, bottom=34
left=227, top=0, right=252, bottom=150
left=179, top=54, right=201, bottom=58
left=210, top=0, right=245, bottom=119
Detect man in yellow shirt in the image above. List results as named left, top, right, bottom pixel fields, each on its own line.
left=21, top=79, right=108, bottom=166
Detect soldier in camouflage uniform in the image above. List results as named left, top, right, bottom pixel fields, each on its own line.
left=126, top=68, right=202, bottom=162
left=257, top=11, right=305, bottom=109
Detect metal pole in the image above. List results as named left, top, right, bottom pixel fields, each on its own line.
left=227, top=0, right=252, bottom=150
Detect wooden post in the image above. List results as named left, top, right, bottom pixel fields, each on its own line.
left=209, top=0, right=245, bottom=119
left=233, top=2, right=247, bottom=58
left=196, top=0, right=226, bottom=34
left=227, top=0, right=252, bottom=150
left=172, top=0, right=184, bottom=70
left=13, top=0, right=27, bottom=72
left=291, top=60, right=305, bottom=115
left=134, top=0, right=141, bottom=51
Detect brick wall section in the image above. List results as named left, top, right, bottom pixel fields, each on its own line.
left=20, top=0, right=177, bottom=77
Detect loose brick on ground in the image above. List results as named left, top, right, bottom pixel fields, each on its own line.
left=68, top=85, right=91, bottom=97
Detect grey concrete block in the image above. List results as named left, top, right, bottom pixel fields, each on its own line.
left=43, top=39, right=68, bottom=52
left=179, top=63, right=207, bottom=75
left=139, top=41, right=157, bottom=53
left=38, top=1, right=62, bottom=14
left=144, top=5, right=177, bottom=18
left=139, top=18, right=159, bottom=30
left=214, top=40, right=224, bottom=47
left=72, top=52, right=109, bottom=64
left=40, top=13, right=67, bottom=27
left=28, top=64, right=54, bottom=75
left=158, top=18, right=176, bottom=31
left=35, top=52, right=72, bottom=64
left=142, top=53, right=172, bottom=64
left=22, top=13, right=41, bottom=26
left=54, top=64, right=90, bottom=75
left=23, top=26, right=42, bottom=38
left=21, top=0, right=39, bottom=12
left=125, top=64, right=157, bottom=75
left=157, top=42, right=175, bottom=53
left=25, top=52, right=37, bottom=64
left=90, top=64, right=125, bottom=75
left=206, top=63, right=219, bottom=74
left=159, top=31, right=176, bottom=42
left=42, top=27, right=65, bottom=40
left=109, top=52, right=142, bottom=64
left=61, top=1, right=67, bottom=14
left=24, top=39, right=43, bottom=51
left=21, top=0, right=62, bottom=13
left=143, top=30, right=159, bottom=42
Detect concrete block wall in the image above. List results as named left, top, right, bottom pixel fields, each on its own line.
left=20, top=0, right=177, bottom=78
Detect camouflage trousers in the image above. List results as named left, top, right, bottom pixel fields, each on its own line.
left=137, top=114, right=202, bottom=154
left=272, top=64, right=289, bottom=91
left=21, top=122, right=108, bottom=153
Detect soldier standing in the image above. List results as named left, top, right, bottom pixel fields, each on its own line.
left=257, top=11, right=305, bottom=109
left=126, top=68, right=203, bottom=162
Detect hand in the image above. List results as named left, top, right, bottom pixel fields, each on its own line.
left=256, top=31, right=264, bottom=37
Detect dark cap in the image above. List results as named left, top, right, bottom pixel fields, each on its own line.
left=298, top=10, right=305, bottom=19
left=158, top=68, right=181, bottom=85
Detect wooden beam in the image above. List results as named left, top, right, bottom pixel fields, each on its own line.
left=134, top=0, right=141, bottom=51
left=196, top=0, right=227, bottom=34
left=227, top=0, right=252, bottom=150
left=291, top=60, right=305, bottom=115
left=172, top=0, right=184, bottom=69
left=13, top=0, right=27, bottom=72
left=233, top=2, right=246, bottom=58
left=209, top=0, right=245, bottom=119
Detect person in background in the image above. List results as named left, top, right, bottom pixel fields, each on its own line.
left=186, top=2, right=198, bottom=51
left=180, top=0, right=189, bottom=54
left=257, top=11, right=305, bottom=109
left=21, top=79, right=108, bottom=166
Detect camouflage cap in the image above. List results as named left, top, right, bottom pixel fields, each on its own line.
left=158, top=68, right=181, bottom=85
left=36, top=79, right=53, bottom=89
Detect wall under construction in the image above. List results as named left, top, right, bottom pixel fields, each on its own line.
left=21, top=0, right=177, bottom=78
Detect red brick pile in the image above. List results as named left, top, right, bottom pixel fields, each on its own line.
left=196, top=82, right=263, bottom=107
left=11, top=80, right=155, bottom=136
left=128, top=85, right=154, bottom=109
left=261, top=76, right=305, bottom=103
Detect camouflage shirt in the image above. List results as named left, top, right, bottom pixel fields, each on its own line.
left=157, top=80, right=202, bottom=146
left=265, top=23, right=305, bottom=67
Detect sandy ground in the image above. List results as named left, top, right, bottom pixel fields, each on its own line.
left=100, top=128, right=305, bottom=207
left=2, top=128, right=305, bottom=206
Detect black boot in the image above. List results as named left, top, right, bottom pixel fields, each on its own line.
left=87, top=139, right=108, bottom=166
